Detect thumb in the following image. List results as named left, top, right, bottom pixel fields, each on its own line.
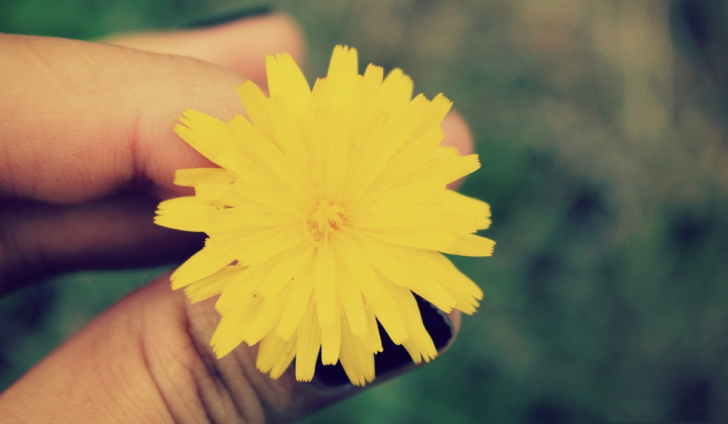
left=0, top=273, right=460, bottom=423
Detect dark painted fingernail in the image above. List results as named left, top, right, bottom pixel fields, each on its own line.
left=313, top=294, right=454, bottom=388
left=313, top=355, right=351, bottom=389
left=184, top=6, right=273, bottom=29
left=416, top=294, right=456, bottom=351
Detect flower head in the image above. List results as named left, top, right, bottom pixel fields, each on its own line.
left=155, top=46, right=494, bottom=386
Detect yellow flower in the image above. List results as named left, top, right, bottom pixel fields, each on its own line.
left=155, top=46, right=494, bottom=386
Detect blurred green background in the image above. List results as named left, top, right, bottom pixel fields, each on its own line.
left=2, top=0, right=728, bottom=422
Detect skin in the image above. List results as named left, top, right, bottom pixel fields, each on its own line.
left=0, top=13, right=474, bottom=424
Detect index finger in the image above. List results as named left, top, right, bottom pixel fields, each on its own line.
left=0, top=33, right=246, bottom=204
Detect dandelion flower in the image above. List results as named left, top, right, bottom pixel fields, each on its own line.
left=155, top=45, right=494, bottom=386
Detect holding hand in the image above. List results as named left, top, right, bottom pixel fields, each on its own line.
left=0, top=13, right=474, bottom=424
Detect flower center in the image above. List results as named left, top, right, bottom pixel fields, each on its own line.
left=307, top=200, right=346, bottom=242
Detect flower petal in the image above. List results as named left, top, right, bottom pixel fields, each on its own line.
left=170, top=240, right=235, bottom=290
left=380, top=68, right=413, bottom=114
left=295, top=302, right=321, bottom=382
left=174, top=168, right=235, bottom=187
left=354, top=234, right=457, bottom=313
left=257, top=331, right=297, bottom=379
left=382, top=281, right=437, bottom=364
left=314, top=239, right=337, bottom=326
left=154, top=196, right=216, bottom=232
left=242, top=284, right=290, bottom=346
left=363, top=227, right=458, bottom=253
left=174, top=110, right=251, bottom=176
left=439, top=234, right=496, bottom=257
left=339, top=319, right=375, bottom=386
left=184, top=265, right=241, bottom=303
left=324, top=45, right=359, bottom=110
left=276, top=262, right=315, bottom=340
left=266, top=52, right=311, bottom=114
left=338, top=263, right=368, bottom=335
left=320, top=298, right=341, bottom=365
left=211, top=297, right=263, bottom=358
left=358, top=306, right=383, bottom=353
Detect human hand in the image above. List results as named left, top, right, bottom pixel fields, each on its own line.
left=0, top=12, right=474, bottom=423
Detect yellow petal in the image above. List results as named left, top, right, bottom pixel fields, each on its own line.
left=353, top=234, right=457, bottom=313
left=353, top=204, right=441, bottom=230
left=242, top=284, right=289, bottom=346
left=401, top=154, right=481, bottom=188
left=382, top=281, right=437, bottom=364
left=338, top=263, right=368, bottom=335
left=154, top=196, right=218, bottom=232
left=205, top=206, right=282, bottom=229
left=366, top=94, right=452, bottom=192
left=314, top=239, right=337, bottom=326
left=270, top=333, right=298, bottom=379
left=174, top=168, right=235, bottom=187
left=442, top=189, right=491, bottom=218
left=349, top=95, right=430, bottom=192
left=339, top=110, right=391, bottom=202
left=320, top=298, right=341, bottom=365
left=367, top=278, right=409, bottom=345
left=295, top=302, right=321, bottom=382
left=266, top=95, right=312, bottom=173
left=352, top=178, right=443, bottom=213
left=341, top=237, right=382, bottom=301
left=266, top=52, right=311, bottom=114
left=358, top=306, right=383, bottom=353
left=193, top=183, right=253, bottom=208
left=228, top=114, right=311, bottom=196
left=374, top=246, right=483, bottom=314
left=363, top=227, right=458, bottom=253
left=184, top=265, right=241, bottom=303
left=214, top=259, right=277, bottom=314
left=276, top=262, right=315, bottom=340
left=339, top=319, right=375, bottom=386
left=237, top=80, right=277, bottom=144
left=219, top=228, right=306, bottom=266
left=174, top=110, right=251, bottom=176
left=420, top=251, right=484, bottom=314
left=170, top=240, right=235, bottom=290
left=439, top=234, right=496, bottom=257
left=380, top=68, right=413, bottom=114
left=363, top=64, right=384, bottom=114
left=325, top=45, right=359, bottom=110
left=211, top=296, right=263, bottom=358
left=257, top=331, right=297, bottom=379
left=257, top=245, right=314, bottom=298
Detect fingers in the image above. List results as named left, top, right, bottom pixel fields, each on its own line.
left=0, top=34, right=238, bottom=289
left=0, top=33, right=249, bottom=204
left=104, top=13, right=305, bottom=82
left=0, top=195, right=204, bottom=294
left=0, top=273, right=460, bottom=423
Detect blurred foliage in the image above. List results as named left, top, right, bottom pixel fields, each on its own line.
left=2, top=0, right=728, bottom=422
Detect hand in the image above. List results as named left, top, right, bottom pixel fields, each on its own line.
left=0, top=12, right=474, bottom=423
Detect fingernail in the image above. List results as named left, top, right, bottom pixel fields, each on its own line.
left=184, top=6, right=273, bottom=29
left=312, top=295, right=454, bottom=389
left=416, top=294, right=455, bottom=351
left=313, top=356, right=351, bottom=389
